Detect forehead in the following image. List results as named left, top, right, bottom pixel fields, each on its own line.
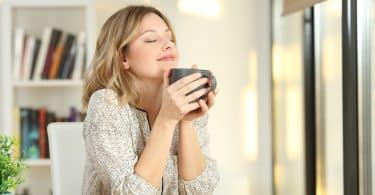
left=139, top=13, right=169, bottom=32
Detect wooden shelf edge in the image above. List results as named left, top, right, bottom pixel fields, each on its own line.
left=13, top=80, right=83, bottom=87
left=24, top=159, right=51, bottom=166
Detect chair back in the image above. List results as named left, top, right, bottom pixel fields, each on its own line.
left=47, top=122, right=85, bottom=195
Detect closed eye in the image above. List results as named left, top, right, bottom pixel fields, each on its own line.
left=145, top=40, right=157, bottom=43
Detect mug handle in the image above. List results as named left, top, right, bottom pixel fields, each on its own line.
left=209, top=74, right=217, bottom=92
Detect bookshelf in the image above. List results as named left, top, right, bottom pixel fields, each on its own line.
left=0, top=0, right=96, bottom=194
left=13, top=80, right=83, bottom=87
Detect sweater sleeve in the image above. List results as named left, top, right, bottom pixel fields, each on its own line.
left=178, top=114, right=220, bottom=195
left=83, top=89, right=161, bottom=195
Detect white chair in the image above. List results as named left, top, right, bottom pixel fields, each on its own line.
left=47, top=122, right=85, bottom=195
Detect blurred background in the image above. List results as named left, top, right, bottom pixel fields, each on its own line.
left=0, top=0, right=374, bottom=194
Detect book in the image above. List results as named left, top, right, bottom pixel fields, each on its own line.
left=72, top=32, right=86, bottom=80
left=68, top=106, right=79, bottom=122
left=33, top=28, right=52, bottom=80
left=65, top=41, right=78, bottom=79
left=18, top=106, right=82, bottom=159
left=12, top=107, right=21, bottom=159
left=20, top=108, right=30, bottom=159
left=38, top=108, right=47, bottom=158
left=29, top=38, right=42, bottom=80
left=14, top=27, right=86, bottom=81
left=57, top=34, right=76, bottom=79
left=13, top=27, right=25, bottom=81
left=28, top=109, right=40, bottom=159
left=19, top=35, right=29, bottom=81
left=48, top=33, right=66, bottom=79
left=22, top=36, right=36, bottom=81
left=42, top=28, right=63, bottom=79
left=45, top=112, right=56, bottom=158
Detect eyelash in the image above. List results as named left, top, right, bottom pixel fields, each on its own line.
left=145, top=39, right=175, bottom=43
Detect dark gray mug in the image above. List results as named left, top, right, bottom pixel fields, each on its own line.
left=169, top=68, right=217, bottom=102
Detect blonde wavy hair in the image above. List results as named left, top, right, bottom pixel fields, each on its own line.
left=82, top=5, right=176, bottom=111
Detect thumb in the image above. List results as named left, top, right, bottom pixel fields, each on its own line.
left=163, top=68, right=171, bottom=87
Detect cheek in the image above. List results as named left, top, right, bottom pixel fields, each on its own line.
left=134, top=45, right=157, bottom=60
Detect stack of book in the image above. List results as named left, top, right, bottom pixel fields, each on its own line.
left=12, top=106, right=84, bottom=160
left=13, top=27, right=86, bottom=81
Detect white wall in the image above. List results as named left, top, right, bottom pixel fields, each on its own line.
left=95, top=0, right=272, bottom=194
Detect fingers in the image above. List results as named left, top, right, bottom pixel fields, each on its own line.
left=198, top=99, right=209, bottom=112
left=178, top=91, right=212, bottom=121
left=206, top=91, right=215, bottom=108
left=170, top=72, right=202, bottom=91
left=185, top=88, right=210, bottom=103
left=182, top=102, right=201, bottom=113
left=178, top=77, right=209, bottom=96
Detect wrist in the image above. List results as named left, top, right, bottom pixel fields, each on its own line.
left=180, top=120, right=194, bottom=125
left=179, top=120, right=194, bottom=130
left=155, top=115, right=179, bottom=130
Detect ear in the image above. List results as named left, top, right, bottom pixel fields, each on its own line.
left=122, top=60, right=130, bottom=70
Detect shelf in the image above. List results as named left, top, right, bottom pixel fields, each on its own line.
left=1, top=0, right=95, bottom=194
left=24, top=159, right=51, bottom=166
left=13, top=80, right=83, bottom=87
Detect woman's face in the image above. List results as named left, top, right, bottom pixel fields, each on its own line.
left=123, top=13, right=179, bottom=81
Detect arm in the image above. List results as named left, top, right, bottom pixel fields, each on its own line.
left=83, top=90, right=177, bottom=195
left=134, top=115, right=177, bottom=187
left=178, top=121, right=207, bottom=180
left=178, top=114, right=220, bottom=195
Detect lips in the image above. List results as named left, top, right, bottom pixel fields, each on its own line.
left=157, top=54, right=176, bottom=61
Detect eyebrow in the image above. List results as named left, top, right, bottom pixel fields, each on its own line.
left=140, top=29, right=171, bottom=36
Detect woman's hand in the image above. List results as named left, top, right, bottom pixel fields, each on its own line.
left=157, top=68, right=210, bottom=123
left=181, top=64, right=217, bottom=122
left=180, top=90, right=216, bottom=122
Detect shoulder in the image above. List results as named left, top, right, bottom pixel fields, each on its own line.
left=86, top=89, right=130, bottom=120
left=88, top=88, right=121, bottom=106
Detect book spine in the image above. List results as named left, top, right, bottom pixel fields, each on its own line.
left=13, top=28, right=25, bottom=81
left=28, top=109, right=40, bottom=159
left=23, top=36, right=36, bottom=81
left=42, top=29, right=62, bottom=79
left=19, top=35, right=29, bottom=81
left=20, top=108, right=29, bottom=159
left=29, top=38, right=42, bottom=80
left=33, top=28, right=52, bottom=80
left=57, top=34, right=75, bottom=79
left=38, top=108, right=47, bottom=158
left=45, top=112, right=56, bottom=158
left=72, top=32, right=86, bottom=80
left=66, top=41, right=78, bottom=79
left=12, top=107, right=21, bottom=159
left=48, top=34, right=66, bottom=79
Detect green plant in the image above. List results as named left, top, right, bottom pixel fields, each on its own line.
left=0, top=134, right=26, bottom=193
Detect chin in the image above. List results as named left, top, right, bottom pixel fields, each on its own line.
left=161, top=61, right=178, bottom=68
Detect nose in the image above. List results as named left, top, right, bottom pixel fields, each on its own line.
left=162, top=39, right=174, bottom=51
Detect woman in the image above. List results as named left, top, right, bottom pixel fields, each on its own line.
left=81, top=5, right=219, bottom=195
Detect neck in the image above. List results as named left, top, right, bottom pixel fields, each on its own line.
left=135, top=79, right=163, bottom=114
